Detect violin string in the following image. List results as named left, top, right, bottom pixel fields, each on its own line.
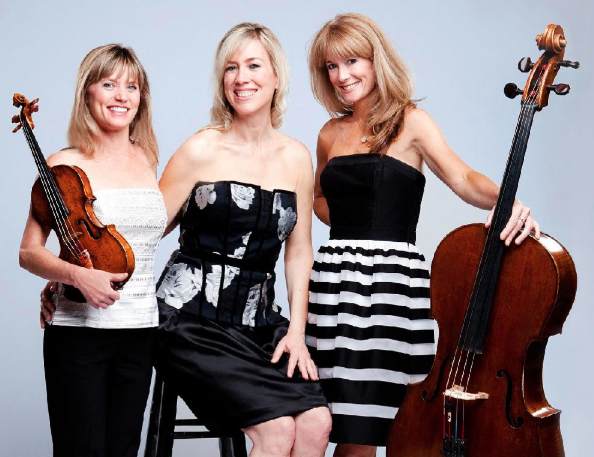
left=23, top=119, right=89, bottom=259
left=21, top=120, right=84, bottom=259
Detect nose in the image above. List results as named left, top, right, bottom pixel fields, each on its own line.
left=114, top=86, right=129, bottom=102
left=235, top=65, right=249, bottom=85
left=337, top=64, right=350, bottom=83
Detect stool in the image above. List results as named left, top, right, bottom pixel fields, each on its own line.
left=144, top=374, right=248, bottom=457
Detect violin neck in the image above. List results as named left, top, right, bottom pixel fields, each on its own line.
left=20, top=113, right=69, bottom=223
left=460, top=102, right=538, bottom=353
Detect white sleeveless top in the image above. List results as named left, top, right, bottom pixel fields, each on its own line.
left=52, top=189, right=167, bottom=329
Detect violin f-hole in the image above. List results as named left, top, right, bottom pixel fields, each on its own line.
left=78, top=218, right=103, bottom=240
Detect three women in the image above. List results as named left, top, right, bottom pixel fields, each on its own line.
left=25, top=14, right=539, bottom=457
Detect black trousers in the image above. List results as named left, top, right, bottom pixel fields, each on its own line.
left=44, top=325, right=155, bottom=457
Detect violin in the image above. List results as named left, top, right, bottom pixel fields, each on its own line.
left=387, top=25, right=579, bottom=457
left=13, top=94, right=135, bottom=302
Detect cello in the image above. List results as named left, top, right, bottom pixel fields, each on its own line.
left=387, top=25, right=578, bottom=457
left=13, top=94, right=135, bottom=301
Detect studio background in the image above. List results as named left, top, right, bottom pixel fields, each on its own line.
left=1, top=1, right=592, bottom=456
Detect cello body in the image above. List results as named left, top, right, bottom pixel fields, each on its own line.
left=387, top=224, right=576, bottom=456
left=388, top=24, right=580, bottom=456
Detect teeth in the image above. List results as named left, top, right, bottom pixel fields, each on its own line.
left=236, top=90, right=257, bottom=97
left=342, top=82, right=359, bottom=91
left=109, top=107, right=128, bottom=113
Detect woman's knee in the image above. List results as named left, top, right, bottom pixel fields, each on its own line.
left=245, top=416, right=296, bottom=455
left=296, top=407, right=332, bottom=443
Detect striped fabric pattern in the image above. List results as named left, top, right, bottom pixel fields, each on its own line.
left=307, top=238, right=436, bottom=446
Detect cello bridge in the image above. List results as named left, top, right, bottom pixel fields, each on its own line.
left=444, top=384, right=489, bottom=401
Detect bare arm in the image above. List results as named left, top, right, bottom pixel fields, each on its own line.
left=159, top=133, right=209, bottom=236
left=312, top=121, right=335, bottom=226
left=408, top=108, right=540, bottom=244
left=271, top=144, right=318, bottom=381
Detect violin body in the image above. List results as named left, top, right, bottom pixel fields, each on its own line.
left=387, top=224, right=576, bottom=456
left=31, top=164, right=135, bottom=299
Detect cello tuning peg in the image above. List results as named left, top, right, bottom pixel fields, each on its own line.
left=504, top=83, right=523, bottom=99
left=547, top=84, right=570, bottom=95
left=558, top=60, right=580, bottom=69
left=518, top=57, right=534, bottom=73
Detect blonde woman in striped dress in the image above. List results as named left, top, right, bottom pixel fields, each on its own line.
left=306, top=13, right=539, bottom=456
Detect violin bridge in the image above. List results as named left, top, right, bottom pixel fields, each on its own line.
left=444, top=384, right=489, bottom=401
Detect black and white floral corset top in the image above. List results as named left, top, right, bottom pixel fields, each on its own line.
left=156, top=181, right=297, bottom=327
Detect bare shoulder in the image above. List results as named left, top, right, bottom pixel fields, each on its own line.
left=278, top=134, right=313, bottom=169
left=172, top=126, right=221, bottom=165
left=46, top=147, right=86, bottom=167
left=318, top=118, right=340, bottom=144
left=403, top=106, right=437, bottom=131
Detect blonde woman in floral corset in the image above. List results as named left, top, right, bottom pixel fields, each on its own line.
left=20, top=44, right=167, bottom=457
left=154, top=23, right=331, bottom=457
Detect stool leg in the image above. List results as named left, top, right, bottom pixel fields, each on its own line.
left=144, top=373, right=163, bottom=457
left=219, top=433, right=248, bottom=457
left=156, top=381, right=178, bottom=457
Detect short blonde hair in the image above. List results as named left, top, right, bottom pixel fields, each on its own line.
left=210, top=23, right=289, bottom=130
left=68, top=44, right=158, bottom=165
left=309, top=13, right=415, bottom=153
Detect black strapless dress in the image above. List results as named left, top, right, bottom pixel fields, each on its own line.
left=155, top=181, right=327, bottom=433
left=306, top=154, right=436, bottom=446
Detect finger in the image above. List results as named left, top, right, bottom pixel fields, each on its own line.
left=307, top=358, right=319, bottom=381
left=533, top=220, right=541, bottom=239
left=287, top=354, right=298, bottom=378
left=41, top=304, right=53, bottom=322
left=508, top=208, right=531, bottom=245
left=271, top=342, right=286, bottom=364
left=40, top=312, right=45, bottom=329
left=110, top=273, right=129, bottom=282
left=485, top=208, right=495, bottom=228
left=515, top=215, right=534, bottom=245
left=298, top=358, right=309, bottom=380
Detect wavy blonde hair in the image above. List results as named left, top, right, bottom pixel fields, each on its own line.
left=68, top=44, right=158, bottom=165
left=210, top=22, right=289, bottom=130
left=309, top=13, right=416, bottom=153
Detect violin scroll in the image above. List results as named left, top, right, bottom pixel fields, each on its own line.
left=12, top=93, right=39, bottom=133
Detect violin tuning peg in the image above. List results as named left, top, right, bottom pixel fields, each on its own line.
left=504, top=83, right=524, bottom=99
left=547, top=84, right=570, bottom=95
left=518, top=57, right=534, bottom=73
left=558, top=60, right=580, bottom=69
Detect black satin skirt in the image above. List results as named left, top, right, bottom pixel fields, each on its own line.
left=155, top=302, right=328, bottom=432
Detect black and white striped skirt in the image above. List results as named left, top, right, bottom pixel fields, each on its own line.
left=306, top=239, right=436, bottom=446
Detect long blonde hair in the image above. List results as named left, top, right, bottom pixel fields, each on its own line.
left=210, top=22, right=289, bottom=130
left=68, top=44, right=158, bottom=165
left=309, top=13, right=415, bottom=153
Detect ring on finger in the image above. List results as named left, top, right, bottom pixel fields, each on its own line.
left=518, top=216, right=525, bottom=224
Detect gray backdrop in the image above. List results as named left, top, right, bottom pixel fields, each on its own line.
left=1, top=1, right=592, bottom=456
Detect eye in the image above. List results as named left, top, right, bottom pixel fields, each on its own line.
left=249, top=63, right=261, bottom=69
left=102, top=82, right=114, bottom=89
left=127, top=84, right=138, bottom=91
left=225, top=65, right=237, bottom=72
left=347, top=58, right=358, bottom=65
left=326, top=63, right=337, bottom=70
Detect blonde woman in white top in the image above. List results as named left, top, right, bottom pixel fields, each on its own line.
left=19, top=44, right=166, bottom=457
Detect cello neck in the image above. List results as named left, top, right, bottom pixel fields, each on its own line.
left=459, top=102, right=538, bottom=353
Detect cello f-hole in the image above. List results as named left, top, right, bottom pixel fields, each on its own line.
left=497, top=369, right=525, bottom=429
left=422, top=354, right=454, bottom=402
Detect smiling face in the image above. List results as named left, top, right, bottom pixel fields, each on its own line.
left=86, top=66, right=140, bottom=134
left=326, top=55, right=376, bottom=105
left=223, top=38, right=278, bottom=119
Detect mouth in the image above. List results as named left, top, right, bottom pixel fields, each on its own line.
left=234, top=89, right=258, bottom=99
left=340, top=81, right=360, bottom=93
left=108, top=106, right=130, bottom=114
